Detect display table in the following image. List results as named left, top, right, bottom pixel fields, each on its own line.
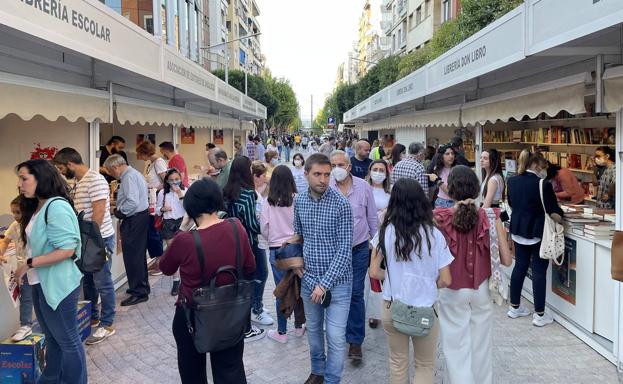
left=505, top=230, right=616, bottom=362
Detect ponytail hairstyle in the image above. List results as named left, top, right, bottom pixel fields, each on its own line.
left=447, top=165, right=480, bottom=233
left=517, top=149, right=547, bottom=175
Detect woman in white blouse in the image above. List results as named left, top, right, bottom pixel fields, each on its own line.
left=136, top=140, right=167, bottom=275
left=364, top=160, right=391, bottom=328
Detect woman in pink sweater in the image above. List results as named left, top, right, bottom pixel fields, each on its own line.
left=546, top=162, right=585, bottom=205
left=260, top=165, right=305, bottom=343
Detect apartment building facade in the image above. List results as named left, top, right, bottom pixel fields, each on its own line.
left=357, top=0, right=390, bottom=77
left=225, top=0, right=263, bottom=75
left=382, top=0, right=408, bottom=55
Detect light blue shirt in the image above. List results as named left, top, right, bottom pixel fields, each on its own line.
left=118, top=166, right=149, bottom=216
left=28, top=198, right=82, bottom=310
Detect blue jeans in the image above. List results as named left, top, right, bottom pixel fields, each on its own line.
left=269, top=249, right=304, bottom=333
left=302, top=282, right=352, bottom=384
left=285, top=146, right=291, bottom=162
left=435, top=197, right=455, bottom=208
left=83, top=235, right=116, bottom=327
left=19, top=275, right=33, bottom=326
left=252, top=244, right=268, bottom=314
left=32, top=284, right=87, bottom=384
left=346, top=241, right=369, bottom=346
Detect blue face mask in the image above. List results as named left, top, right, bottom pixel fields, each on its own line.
left=170, top=181, right=182, bottom=187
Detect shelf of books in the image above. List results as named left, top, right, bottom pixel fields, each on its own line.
left=482, top=116, right=616, bottom=202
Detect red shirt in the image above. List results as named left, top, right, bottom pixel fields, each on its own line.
left=168, top=153, right=189, bottom=187
left=160, top=219, right=256, bottom=305
left=433, top=208, right=498, bottom=290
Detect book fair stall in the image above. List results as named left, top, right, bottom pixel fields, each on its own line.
left=0, top=1, right=265, bottom=365
left=346, top=0, right=623, bottom=367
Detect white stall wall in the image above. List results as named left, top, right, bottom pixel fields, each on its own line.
left=0, top=114, right=89, bottom=339
left=0, top=114, right=90, bottom=219
left=395, top=127, right=426, bottom=147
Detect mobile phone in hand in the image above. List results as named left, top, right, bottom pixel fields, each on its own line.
left=321, top=290, right=331, bottom=308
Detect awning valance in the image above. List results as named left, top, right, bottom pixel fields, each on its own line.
left=0, top=72, right=109, bottom=123
left=115, top=96, right=188, bottom=127
left=603, top=66, right=623, bottom=113
left=461, top=73, right=589, bottom=126
left=187, top=112, right=219, bottom=129
left=220, top=117, right=240, bottom=131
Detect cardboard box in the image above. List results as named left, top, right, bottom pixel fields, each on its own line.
left=0, top=334, right=45, bottom=384
left=77, top=301, right=92, bottom=343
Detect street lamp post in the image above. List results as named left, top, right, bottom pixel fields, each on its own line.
left=200, top=32, right=262, bottom=85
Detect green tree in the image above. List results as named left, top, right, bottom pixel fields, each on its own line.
left=212, top=69, right=279, bottom=120
left=266, top=77, right=300, bottom=133
left=458, top=0, right=524, bottom=38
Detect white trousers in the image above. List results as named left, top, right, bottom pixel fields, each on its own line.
left=438, top=280, right=493, bottom=384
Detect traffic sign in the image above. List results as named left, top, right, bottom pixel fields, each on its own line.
left=328, top=117, right=335, bottom=125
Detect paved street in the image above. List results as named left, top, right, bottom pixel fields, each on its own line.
left=86, top=273, right=619, bottom=384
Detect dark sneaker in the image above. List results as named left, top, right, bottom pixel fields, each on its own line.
left=170, top=280, right=180, bottom=296
left=368, top=319, right=379, bottom=329
left=348, top=343, right=362, bottom=361
left=304, top=373, right=324, bottom=384
left=244, top=326, right=266, bottom=343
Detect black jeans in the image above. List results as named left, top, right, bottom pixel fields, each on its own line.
left=172, top=306, right=247, bottom=384
left=120, top=210, right=150, bottom=297
left=510, top=242, right=550, bottom=313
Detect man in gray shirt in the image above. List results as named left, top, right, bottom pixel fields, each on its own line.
left=104, top=154, right=150, bottom=306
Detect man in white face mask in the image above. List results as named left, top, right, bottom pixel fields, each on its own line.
left=329, top=150, right=378, bottom=362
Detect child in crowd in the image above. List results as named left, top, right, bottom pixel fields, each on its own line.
left=0, top=196, right=33, bottom=341
left=156, top=168, right=186, bottom=296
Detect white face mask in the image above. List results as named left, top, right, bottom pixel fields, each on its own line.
left=294, top=159, right=303, bottom=167
left=537, top=169, right=547, bottom=179
left=332, top=167, right=349, bottom=182
left=370, top=171, right=386, bottom=185
left=271, top=159, right=278, bottom=166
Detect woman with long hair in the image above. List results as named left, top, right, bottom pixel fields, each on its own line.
left=369, top=178, right=453, bottom=384
left=136, top=140, right=166, bottom=275
left=507, top=151, right=564, bottom=327
left=389, top=144, right=406, bottom=172
left=260, top=165, right=306, bottom=343
left=291, top=153, right=308, bottom=193
left=364, top=160, right=391, bottom=329
left=224, top=156, right=271, bottom=339
left=426, top=144, right=457, bottom=208
left=14, top=159, right=86, bottom=383
left=155, top=168, right=186, bottom=296
left=434, top=165, right=512, bottom=384
left=480, top=149, right=505, bottom=208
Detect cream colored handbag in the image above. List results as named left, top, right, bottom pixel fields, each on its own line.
left=538, top=179, right=565, bottom=266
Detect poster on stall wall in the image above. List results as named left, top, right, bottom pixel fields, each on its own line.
left=21, top=143, right=62, bottom=162
left=137, top=134, right=156, bottom=146
left=181, top=127, right=196, bottom=144
left=551, top=237, right=577, bottom=305
left=214, top=130, right=224, bottom=145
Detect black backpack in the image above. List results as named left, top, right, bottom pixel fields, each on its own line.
left=44, top=197, right=108, bottom=274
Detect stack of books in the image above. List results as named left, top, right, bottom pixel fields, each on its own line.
left=583, top=222, right=615, bottom=240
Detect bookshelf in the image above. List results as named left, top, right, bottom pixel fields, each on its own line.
left=482, top=116, right=616, bottom=201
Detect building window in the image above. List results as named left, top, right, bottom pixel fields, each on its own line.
left=416, top=6, right=422, bottom=25
left=442, top=0, right=451, bottom=23
left=144, top=15, right=154, bottom=34
left=408, top=13, right=414, bottom=30
left=425, top=0, right=431, bottom=17
left=161, top=1, right=167, bottom=43
left=240, top=48, right=247, bottom=66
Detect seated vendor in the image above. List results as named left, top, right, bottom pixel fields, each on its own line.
left=546, top=162, right=585, bottom=205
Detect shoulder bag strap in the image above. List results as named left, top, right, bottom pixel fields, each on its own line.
left=539, top=179, right=547, bottom=213
left=227, top=219, right=243, bottom=279
left=191, top=230, right=208, bottom=287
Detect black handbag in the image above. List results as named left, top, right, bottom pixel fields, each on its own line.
left=182, top=219, right=254, bottom=353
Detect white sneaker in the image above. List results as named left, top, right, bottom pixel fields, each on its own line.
left=532, top=312, right=554, bottom=327
left=86, top=326, right=116, bottom=345
left=244, top=326, right=266, bottom=343
left=507, top=305, right=531, bottom=319
left=251, top=310, right=274, bottom=326
left=11, top=325, right=32, bottom=342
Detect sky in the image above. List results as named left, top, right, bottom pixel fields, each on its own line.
left=257, top=0, right=362, bottom=122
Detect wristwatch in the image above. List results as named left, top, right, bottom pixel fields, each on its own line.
left=26, top=258, right=33, bottom=269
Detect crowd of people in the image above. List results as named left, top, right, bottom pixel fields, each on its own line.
left=0, top=130, right=617, bottom=384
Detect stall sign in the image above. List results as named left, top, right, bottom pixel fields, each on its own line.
left=181, top=127, right=196, bottom=144
left=0, top=334, right=45, bottom=383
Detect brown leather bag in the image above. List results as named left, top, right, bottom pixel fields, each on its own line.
left=611, top=231, right=623, bottom=282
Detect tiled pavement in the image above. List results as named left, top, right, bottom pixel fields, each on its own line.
left=86, top=274, right=619, bottom=384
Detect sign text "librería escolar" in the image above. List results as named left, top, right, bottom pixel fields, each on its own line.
left=18, top=0, right=111, bottom=43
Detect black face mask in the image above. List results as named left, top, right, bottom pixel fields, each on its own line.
left=64, top=169, right=76, bottom=179
left=110, top=147, right=118, bottom=154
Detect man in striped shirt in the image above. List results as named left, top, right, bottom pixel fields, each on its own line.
left=54, top=148, right=117, bottom=345
left=391, top=142, right=429, bottom=196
